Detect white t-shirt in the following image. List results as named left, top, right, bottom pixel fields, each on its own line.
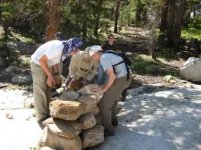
left=31, top=40, right=64, bottom=67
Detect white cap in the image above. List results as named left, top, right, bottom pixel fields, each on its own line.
left=89, top=45, right=103, bottom=56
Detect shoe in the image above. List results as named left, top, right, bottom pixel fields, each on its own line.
left=112, top=120, right=119, bottom=126
left=104, top=128, right=115, bottom=137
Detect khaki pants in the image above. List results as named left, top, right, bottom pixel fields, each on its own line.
left=99, top=76, right=132, bottom=131
left=30, top=62, right=52, bottom=127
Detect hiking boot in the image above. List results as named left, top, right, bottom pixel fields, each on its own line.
left=104, top=128, right=115, bottom=137
left=112, top=120, right=119, bottom=126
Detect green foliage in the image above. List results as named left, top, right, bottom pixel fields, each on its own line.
left=0, top=2, right=16, bottom=22
left=60, top=0, right=113, bottom=42
left=181, top=27, right=201, bottom=40
left=130, top=54, right=178, bottom=76
left=156, top=48, right=176, bottom=61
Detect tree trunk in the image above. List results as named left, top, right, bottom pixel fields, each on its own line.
left=159, top=0, right=168, bottom=39
left=114, top=0, right=121, bottom=33
left=94, top=15, right=100, bottom=42
left=135, top=0, right=143, bottom=26
left=166, top=0, right=186, bottom=50
left=82, top=20, right=87, bottom=40
left=93, top=0, right=103, bottom=42
left=46, top=0, right=62, bottom=41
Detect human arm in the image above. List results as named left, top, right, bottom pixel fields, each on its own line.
left=52, top=64, right=60, bottom=75
left=100, top=68, right=116, bottom=93
left=39, top=55, right=55, bottom=87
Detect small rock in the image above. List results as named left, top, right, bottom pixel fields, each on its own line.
left=164, top=75, right=175, bottom=82
left=5, top=66, right=17, bottom=72
left=0, top=56, right=6, bottom=67
left=26, top=116, right=32, bottom=121
left=32, top=112, right=36, bottom=117
left=11, top=74, right=32, bottom=84
left=5, top=112, right=13, bottom=119
left=24, top=99, right=34, bottom=108
left=169, top=79, right=176, bottom=83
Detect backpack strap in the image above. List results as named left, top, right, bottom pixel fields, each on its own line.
left=103, top=50, right=130, bottom=80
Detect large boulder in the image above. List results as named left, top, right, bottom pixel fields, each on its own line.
left=78, top=95, right=99, bottom=114
left=43, top=118, right=82, bottom=139
left=82, top=125, right=104, bottom=149
left=42, top=127, right=82, bottom=150
left=50, top=100, right=86, bottom=121
left=179, top=57, right=201, bottom=82
left=78, top=113, right=96, bottom=130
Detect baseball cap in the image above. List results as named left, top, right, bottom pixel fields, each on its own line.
left=89, top=45, right=103, bottom=56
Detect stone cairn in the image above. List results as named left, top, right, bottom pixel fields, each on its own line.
left=41, top=84, right=104, bottom=150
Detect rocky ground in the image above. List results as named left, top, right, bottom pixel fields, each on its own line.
left=0, top=77, right=201, bottom=150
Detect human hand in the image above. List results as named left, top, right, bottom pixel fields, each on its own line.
left=81, top=79, right=89, bottom=86
left=92, top=86, right=104, bottom=94
left=47, top=74, right=55, bottom=87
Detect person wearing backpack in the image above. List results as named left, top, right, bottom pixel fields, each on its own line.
left=89, top=45, right=132, bottom=136
left=30, top=37, right=83, bottom=129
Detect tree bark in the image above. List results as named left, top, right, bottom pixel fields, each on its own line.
left=135, top=0, right=143, bottom=26
left=46, top=0, right=62, bottom=41
left=166, top=0, right=186, bottom=50
left=159, top=0, right=168, bottom=39
left=114, top=0, right=121, bottom=33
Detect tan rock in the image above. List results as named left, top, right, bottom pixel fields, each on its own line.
left=77, top=84, right=102, bottom=96
left=91, top=106, right=100, bottom=115
left=50, top=100, right=86, bottom=121
left=47, top=118, right=82, bottom=139
left=47, top=119, right=82, bottom=139
left=82, top=125, right=104, bottom=149
left=95, top=114, right=102, bottom=126
left=78, top=113, right=96, bottom=130
left=78, top=95, right=98, bottom=114
left=42, top=127, right=82, bottom=150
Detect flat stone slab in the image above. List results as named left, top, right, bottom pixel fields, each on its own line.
left=89, top=87, right=201, bottom=150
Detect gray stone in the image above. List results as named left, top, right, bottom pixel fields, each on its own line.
left=5, top=66, right=17, bottom=72
left=77, top=84, right=102, bottom=96
left=82, top=125, right=104, bottom=149
left=0, top=56, right=6, bottom=67
left=60, top=90, right=79, bottom=100
left=180, top=57, right=201, bottom=81
left=78, top=95, right=98, bottom=114
left=78, top=113, right=96, bottom=130
left=11, top=74, right=32, bottom=84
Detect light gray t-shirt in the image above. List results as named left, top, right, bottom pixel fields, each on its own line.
left=100, top=53, right=128, bottom=78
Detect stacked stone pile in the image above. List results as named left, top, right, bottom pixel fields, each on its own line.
left=41, top=84, right=104, bottom=150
